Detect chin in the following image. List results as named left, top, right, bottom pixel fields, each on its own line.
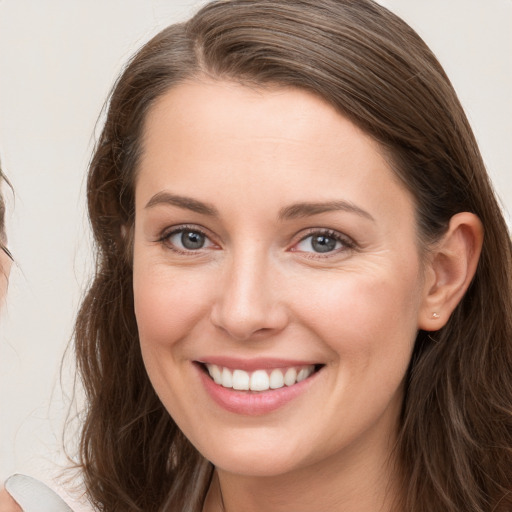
left=192, top=429, right=317, bottom=478
left=211, top=452, right=303, bottom=478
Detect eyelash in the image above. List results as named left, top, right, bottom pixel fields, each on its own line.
left=158, top=225, right=216, bottom=254
left=291, top=229, right=356, bottom=258
left=157, top=225, right=355, bottom=258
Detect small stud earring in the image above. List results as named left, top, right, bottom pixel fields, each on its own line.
left=432, top=312, right=440, bottom=319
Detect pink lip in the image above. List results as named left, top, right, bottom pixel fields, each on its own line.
left=195, top=362, right=322, bottom=416
left=196, top=356, right=318, bottom=372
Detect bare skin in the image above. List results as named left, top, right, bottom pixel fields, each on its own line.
left=0, top=487, right=22, bottom=512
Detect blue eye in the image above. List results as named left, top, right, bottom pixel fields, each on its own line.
left=166, top=228, right=214, bottom=251
left=294, top=231, right=349, bottom=254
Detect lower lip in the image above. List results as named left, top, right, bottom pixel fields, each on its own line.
left=196, top=364, right=320, bottom=416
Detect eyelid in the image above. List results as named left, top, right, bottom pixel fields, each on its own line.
left=289, top=228, right=356, bottom=256
left=158, top=224, right=219, bottom=253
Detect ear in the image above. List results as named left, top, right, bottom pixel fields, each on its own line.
left=418, top=212, right=483, bottom=331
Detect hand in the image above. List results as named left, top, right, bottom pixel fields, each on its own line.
left=0, top=486, right=22, bottom=512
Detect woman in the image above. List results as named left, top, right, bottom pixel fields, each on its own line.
left=0, top=168, right=73, bottom=510
left=73, top=1, right=512, bottom=510
left=0, top=166, right=17, bottom=510
left=8, top=0, right=512, bottom=510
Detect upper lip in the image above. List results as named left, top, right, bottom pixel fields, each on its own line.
left=195, top=356, right=322, bottom=371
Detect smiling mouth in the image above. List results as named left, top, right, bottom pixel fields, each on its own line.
left=199, top=363, right=324, bottom=392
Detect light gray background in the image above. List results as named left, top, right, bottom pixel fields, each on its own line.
left=1, top=0, right=511, bottom=496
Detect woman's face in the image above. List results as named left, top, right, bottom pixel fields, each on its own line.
left=133, top=80, right=431, bottom=477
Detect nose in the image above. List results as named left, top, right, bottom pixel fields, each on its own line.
left=210, top=250, right=289, bottom=341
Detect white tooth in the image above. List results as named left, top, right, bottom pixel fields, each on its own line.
left=221, top=367, right=233, bottom=388
left=250, top=370, right=270, bottom=391
left=232, top=369, right=250, bottom=390
left=284, top=367, right=297, bottom=386
left=297, top=367, right=310, bottom=382
left=269, top=369, right=285, bottom=389
left=300, top=365, right=316, bottom=382
left=207, top=364, right=222, bottom=384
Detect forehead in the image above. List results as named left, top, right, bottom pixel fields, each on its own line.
left=140, top=80, right=391, bottom=174
left=141, top=80, right=343, bottom=158
left=136, top=80, right=414, bottom=226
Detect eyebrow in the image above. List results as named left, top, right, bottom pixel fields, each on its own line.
left=145, top=192, right=219, bottom=216
left=279, top=200, right=374, bottom=221
left=145, top=192, right=373, bottom=222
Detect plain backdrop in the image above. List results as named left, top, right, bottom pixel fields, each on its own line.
left=1, top=0, right=511, bottom=496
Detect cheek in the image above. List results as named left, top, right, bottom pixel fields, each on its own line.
left=132, top=263, right=214, bottom=417
left=135, top=269, right=206, bottom=342
left=294, top=264, right=422, bottom=375
left=286, top=268, right=421, bottom=454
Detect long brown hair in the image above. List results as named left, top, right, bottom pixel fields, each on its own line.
left=74, top=1, right=512, bottom=510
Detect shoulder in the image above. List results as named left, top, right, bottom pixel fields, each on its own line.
left=0, top=486, right=22, bottom=512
